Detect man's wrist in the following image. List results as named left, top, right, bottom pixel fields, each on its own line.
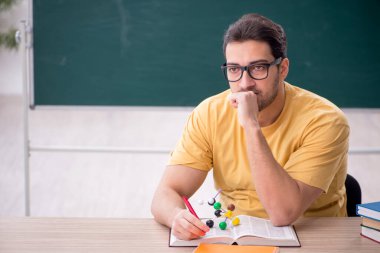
left=243, top=119, right=261, bottom=133
left=169, top=206, right=184, bottom=228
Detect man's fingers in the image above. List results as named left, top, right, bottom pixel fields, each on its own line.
left=171, top=209, right=210, bottom=240
left=172, top=216, right=196, bottom=240
left=173, top=225, right=196, bottom=240
left=228, top=91, right=258, bottom=110
left=227, top=93, right=238, bottom=108
left=172, top=217, right=204, bottom=240
left=173, top=229, right=199, bottom=240
left=230, top=99, right=238, bottom=108
left=179, top=217, right=206, bottom=238
left=183, top=211, right=210, bottom=232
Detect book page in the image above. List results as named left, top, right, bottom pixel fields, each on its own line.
left=202, top=223, right=232, bottom=239
left=170, top=225, right=233, bottom=247
left=170, top=217, right=241, bottom=246
left=231, top=215, right=295, bottom=240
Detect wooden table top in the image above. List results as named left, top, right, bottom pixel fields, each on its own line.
left=0, top=217, right=378, bottom=252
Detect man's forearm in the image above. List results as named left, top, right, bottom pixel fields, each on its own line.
left=151, top=186, right=185, bottom=228
left=244, top=124, right=303, bottom=225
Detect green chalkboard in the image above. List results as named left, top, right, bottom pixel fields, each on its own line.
left=33, top=0, right=380, bottom=107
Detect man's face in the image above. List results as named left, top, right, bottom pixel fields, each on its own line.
left=225, top=40, right=281, bottom=111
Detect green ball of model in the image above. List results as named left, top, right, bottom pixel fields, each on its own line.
left=213, top=202, right=221, bottom=210
left=219, top=221, right=227, bottom=230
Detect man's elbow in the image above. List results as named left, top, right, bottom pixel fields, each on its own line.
left=270, top=216, right=294, bottom=227
left=151, top=192, right=162, bottom=223
left=268, top=208, right=300, bottom=227
left=151, top=202, right=157, bottom=220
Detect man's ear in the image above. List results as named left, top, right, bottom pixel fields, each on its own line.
left=280, top=58, right=289, bottom=80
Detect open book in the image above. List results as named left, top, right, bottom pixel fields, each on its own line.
left=169, top=215, right=300, bottom=247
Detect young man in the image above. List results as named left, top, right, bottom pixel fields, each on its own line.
left=151, top=13, right=349, bottom=240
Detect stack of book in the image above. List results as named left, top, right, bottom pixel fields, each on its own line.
left=357, top=201, right=380, bottom=243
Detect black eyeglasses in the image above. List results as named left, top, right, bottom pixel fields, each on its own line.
left=221, top=57, right=282, bottom=82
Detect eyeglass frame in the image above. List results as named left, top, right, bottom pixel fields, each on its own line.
left=221, top=57, right=282, bottom=82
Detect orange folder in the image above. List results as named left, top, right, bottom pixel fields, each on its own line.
left=193, top=243, right=280, bottom=253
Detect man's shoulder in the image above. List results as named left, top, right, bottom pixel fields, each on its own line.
left=286, top=82, right=337, bottom=109
left=286, top=83, right=348, bottom=125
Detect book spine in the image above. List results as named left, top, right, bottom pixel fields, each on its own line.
left=360, top=233, right=380, bottom=244
left=361, top=224, right=380, bottom=233
left=358, top=214, right=380, bottom=222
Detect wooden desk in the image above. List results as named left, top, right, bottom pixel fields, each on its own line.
left=0, top=217, right=378, bottom=252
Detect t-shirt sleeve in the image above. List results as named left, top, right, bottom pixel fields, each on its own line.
left=168, top=103, right=213, bottom=171
left=284, top=113, right=349, bottom=192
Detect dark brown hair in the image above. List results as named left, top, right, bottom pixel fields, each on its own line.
left=223, top=13, right=287, bottom=59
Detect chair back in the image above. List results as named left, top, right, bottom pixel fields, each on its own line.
left=345, top=174, right=362, bottom=217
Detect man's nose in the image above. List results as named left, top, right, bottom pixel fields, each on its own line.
left=239, top=70, right=256, bottom=90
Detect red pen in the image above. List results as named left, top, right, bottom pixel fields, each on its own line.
left=182, top=196, right=200, bottom=219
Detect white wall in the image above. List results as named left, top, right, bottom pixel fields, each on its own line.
left=0, top=0, right=27, bottom=95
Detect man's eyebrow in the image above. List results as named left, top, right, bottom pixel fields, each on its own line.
left=225, top=62, right=240, bottom=66
left=249, top=59, right=271, bottom=64
left=226, top=59, right=271, bottom=65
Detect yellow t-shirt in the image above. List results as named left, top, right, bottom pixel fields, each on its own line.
left=169, top=82, right=349, bottom=218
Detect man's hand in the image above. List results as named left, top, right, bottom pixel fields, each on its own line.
left=171, top=208, right=210, bottom=240
left=228, top=91, right=259, bottom=128
left=151, top=166, right=208, bottom=238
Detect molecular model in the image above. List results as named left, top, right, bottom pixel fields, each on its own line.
left=198, top=189, right=240, bottom=230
